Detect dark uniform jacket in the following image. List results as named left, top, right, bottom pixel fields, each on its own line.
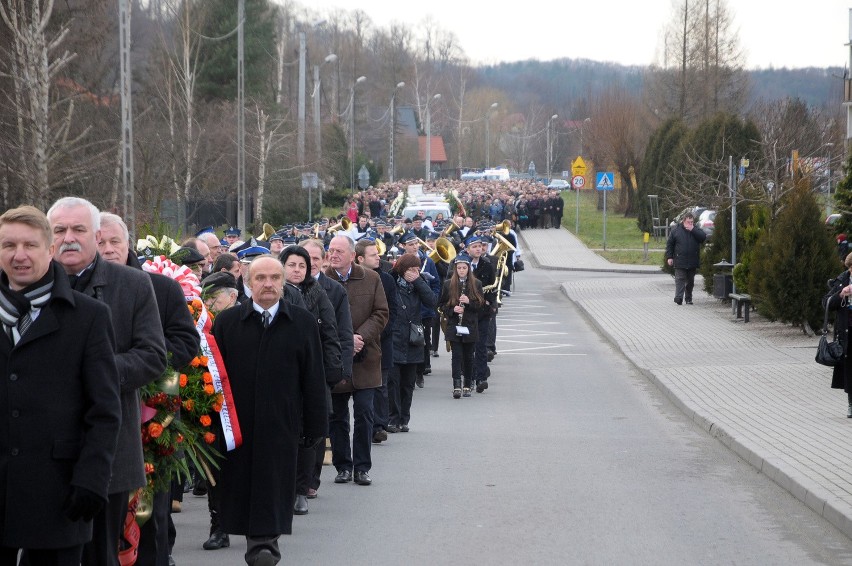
left=212, top=299, right=327, bottom=536
left=0, top=261, right=121, bottom=548
left=317, top=273, right=354, bottom=381
left=438, top=278, right=483, bottom=343
left=471, top=256, right=497, bottom=319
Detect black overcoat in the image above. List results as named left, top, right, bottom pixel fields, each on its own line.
left=391, top=274, right=437, bottom=365
left=212, top=299, right=327, bottom=536
left=0, top=262, right=121, bottom=548
left=826, top=270, right=851, bottom=391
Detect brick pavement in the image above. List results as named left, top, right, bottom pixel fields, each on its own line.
left=520, top=228, right=852, bottom=540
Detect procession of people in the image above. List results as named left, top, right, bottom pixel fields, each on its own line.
left=0, top=176, right=541, bottom=565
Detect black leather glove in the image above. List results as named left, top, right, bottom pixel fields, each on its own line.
left=63, top=486, right=106, bottom=522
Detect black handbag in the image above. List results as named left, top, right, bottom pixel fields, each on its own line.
left=513, top=259, right=525, bottom=272
left=409, top=322, right=425, bottom=347
left=816, top=302, right=845, bottom=367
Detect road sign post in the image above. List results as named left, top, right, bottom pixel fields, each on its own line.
left=572, top=157, right=586, bottom=235
left=596, top=172, right=615, bottom=250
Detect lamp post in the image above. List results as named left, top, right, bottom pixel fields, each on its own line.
left=312, top=53, right=336, bottom=214
left=546, top=113, right=558, bottom=184
left=826, top=142, right=835, bottom=216
left=349, top=75, right=367, bottom=192
left=485, top=102, right=498, bottom=169
left=389, top=81, right=405, bottom=182
left=425, top=93, right=441, bottom=181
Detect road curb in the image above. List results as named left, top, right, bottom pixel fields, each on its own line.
left=520, top=233, right=661, bottom=275
left=559, top=282, right=852, bottom=541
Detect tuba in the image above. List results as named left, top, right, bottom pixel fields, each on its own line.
left=388, top=224, right=405, bottom=236
left=494, top=219, right=512, bottom=235
left=489, top=232, right=516, bottom=256
left=440, top=220, right=461, bottom=238
left=374, top=237, right=387, bottom=257
left=257, top=222, right=275, bottom=241
left=427, top=237, right=457, bottom=265
left=327, top=217, right=351, bottom=234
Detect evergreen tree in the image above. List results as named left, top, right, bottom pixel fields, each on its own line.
left=748, top=184, right=838, bottom=333
left=637, top=118, right=686, bottom=233
left=832, top=151, right=852, bottom=237
left=195, top=0, right=277, bottom=101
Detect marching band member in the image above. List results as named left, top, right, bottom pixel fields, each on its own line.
left=437, top=253, right=483, bottom=398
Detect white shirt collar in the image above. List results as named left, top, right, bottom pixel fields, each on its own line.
left=252, top=300, right=280, bottom=320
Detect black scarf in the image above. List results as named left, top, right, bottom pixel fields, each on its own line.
left=69, top=255, right=98, bottom=292
left=0, top=265, right=55, bottom=344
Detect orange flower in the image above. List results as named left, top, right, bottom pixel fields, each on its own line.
left=202, top=372, right=213, bottom=384
left=199, top=355, right=209, bottom=366
left=182, top=399, right=194, bottom=412
left=176, top=434, right=184, bottom=444
left=192, top=298, right=203, bottom=311
left=200, top=415, right=212, bottom=427
left=144, top=462, right=155, bottom=474
left=190, top=357, right=201, bottom=368
left=148, top=422, right=164, bottom=438
left=204, top=432, right=216, bottom=444
left=203, top=384, right=215, bottom=395
left=213, top=402, right=222, bottom=412
left=179, top=374, right=188, bottom=387
left=187, top=304, right=195, bottom=315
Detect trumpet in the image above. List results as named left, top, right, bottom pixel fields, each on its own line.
left=440, top=220, right=461, bottom=238
left=489, top=232, right=516, bottom=256
left=427, top=237, right=457, bottom=265
left=327, top=217, right=351, bottom=234
left=389, top=224, right=405, bottom=236
left=257, top=222, right=275, bottom=241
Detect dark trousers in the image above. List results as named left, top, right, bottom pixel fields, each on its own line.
left=206, top=464, right=222, bottom=534
left=473, top=316, right=492, bottom=382
left=310, top=436, right=326, bottom=491
left=389, top=364, right=417, bottom=426
left=82, top=490, right=129, bottom=566
left=429, top=317, right=441, bottom=351
left=330, top=388, right=374, bottom=473
left=450, top=341, right=475, bottom=386
left=296, top=444, right=316, bottom=496
left=674, top=267, right=696, bottom=302
left=373, top=367, right=390, bottom=433
left=487, top=314, right=497, bottom=353
left=387, top=366, right=401, bottom=423
left=2, top=546, right=82, bottom=566
left=136, top=490, right=170, bottom=566
left=422, top=317, right=436, bottom=369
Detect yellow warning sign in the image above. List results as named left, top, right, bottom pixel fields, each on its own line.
left=572, top=156, right=586, bottom=177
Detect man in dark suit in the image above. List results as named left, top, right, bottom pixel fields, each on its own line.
left=212, top=256, right=327, bottom=565
left=48, top=197, right=167, bottom=566
left=98, top=212, right=200, bottom=566
left=0, top=206, right=121, bottom=565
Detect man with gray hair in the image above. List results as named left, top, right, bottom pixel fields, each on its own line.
left=48, top=197, right=167, bottom=566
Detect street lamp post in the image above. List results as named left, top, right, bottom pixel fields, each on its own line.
left=546, top=113, right=558, bottom=184
left=485, top=102, right=498, bottom=169
left=826, top=142, right=835, bottom=216
left=425, top=93, right=441, bottom=181
left=349, top=75, right=367, bottom=192
left=312, top=53, right=336, bottom=214
left=389, top=81, right=405, bottom=182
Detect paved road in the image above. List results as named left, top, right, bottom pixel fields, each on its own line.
left=169, top=265, right=852, bottom=565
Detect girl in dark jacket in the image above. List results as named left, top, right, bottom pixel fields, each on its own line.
left=438, top=253, right=483, bottom=398
left=388, top=253, right=437, bottom=431
left=825, top=253, right=852, bottom=417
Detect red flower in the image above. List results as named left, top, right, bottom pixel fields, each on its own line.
left=148, top=422, right=164, bottom=438
left=200, top=415, right=212, bottom=427
left=144, top=462, right=155, bottom=474
left=179, top=374, right=188, bottom=387
left=204, top=432, right=216, bottom=444
left=183, top=399, right=195, bottom=412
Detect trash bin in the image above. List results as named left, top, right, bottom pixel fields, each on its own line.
left=712, top=260, right=733, bottom=299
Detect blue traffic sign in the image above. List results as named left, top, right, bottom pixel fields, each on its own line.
left=596, top=172, right=614, bottom=191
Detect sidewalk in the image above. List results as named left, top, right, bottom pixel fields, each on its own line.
left=520, top=228, right=852, bottom=540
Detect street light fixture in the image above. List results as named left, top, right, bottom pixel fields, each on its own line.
left=389, top=81, right=405, bottom=182
left=485, top=102, right=498, bottom=169
left=425, top=93, right=441, bottom=181
left=311, top=53, right=336, bottom=216
left=546, top=113, right=558, bottom=184
left=349, top=75, right=367, bottom=192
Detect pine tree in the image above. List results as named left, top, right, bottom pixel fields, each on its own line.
left=832, top=152, right=852, bottom=237
left=748, top=184, right=838, bottom=333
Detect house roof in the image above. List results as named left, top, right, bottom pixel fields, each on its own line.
left=418, top=136, right=447, bottom=163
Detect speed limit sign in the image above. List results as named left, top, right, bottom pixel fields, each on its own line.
left=572, top=175, right=585, bottom=189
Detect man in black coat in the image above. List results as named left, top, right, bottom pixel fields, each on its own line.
left=98, top=212, right=200, bottom=566
left=48, top=197, right=167, bottom=566
left=212, top=256, right=327, bottom=565
left=0, top=206, right=121, bottom=564
left=665, top=213, right=707, bottom=305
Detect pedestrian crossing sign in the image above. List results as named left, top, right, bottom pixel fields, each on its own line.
left=596, top=172, right=614, bottom=191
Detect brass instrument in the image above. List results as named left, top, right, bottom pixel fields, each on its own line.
left=312, top=223, right=320, bottom=238
left=327, top=217, right=351, bottom=234
left=427, top=237, right=457, bottom=265
left=389, top=224, right=405, bottom=236
left=374, top=237, right=387, bottom=257
left=415, top=236, right=434, bottom=254
left=440, top=220, right=461, bottom=238
left=483, top=233, right=515, bottom=305
left=257, top=222, right=275, bottom=241
left=494, top=219, right=512, bottom=235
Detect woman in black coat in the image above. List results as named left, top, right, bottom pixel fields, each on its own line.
left=388, top=253, right=437, bottom=432
left=437, top=253, right=483, bottom=398
left=825, top=254, right=852, bottom=417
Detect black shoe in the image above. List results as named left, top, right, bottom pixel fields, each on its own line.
left=487, top=351, right=495, bottom=362
left=685, top=298, right=693, bottom=304
left=372, top=429, right=388, bottom=443
left=674, top=298, right=682, bottom=305
left=354, top=471, right=372, bottom=485
left=386, top=424, right=399, bottom=433
left=192, top=482, right=207, bottom=497
left=476, top=381, right=488, bottom=393
left=423, top=367, right=432, bottom=375
left=431, top=350, right=439, bottom=358
left=462, top=388, right=471, bottom=397
left=334, top=469, right=353, bottom=483
left=293, top=494, right=308, bottom=515
left=416, top=377, right=424, bottom=388
left=453, top=388, right=462, bottom=399
left=400, top=424, right=409, bottom=432
left=202, top=530, right=230, bottom=550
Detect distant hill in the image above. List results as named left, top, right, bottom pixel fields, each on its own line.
left=476, top=58, right=844, bottom=112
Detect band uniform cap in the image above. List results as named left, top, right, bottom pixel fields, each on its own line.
left=224, top=226, right=242, bottom=236
left=195, top=226, right=215, bottom=237
left=454, top=252, right=472, bottom=265
left=397, top=231, right=418, bottom=244
left=236, top=245, right=271, bottom=260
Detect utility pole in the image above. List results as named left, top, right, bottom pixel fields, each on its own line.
left=118, top=0, right=135, bottom=239
left=389, top=82, right=404, bottom=182
left=237, top=0, right=247, bottom=231
left=297, top=31, right=306, bottom=169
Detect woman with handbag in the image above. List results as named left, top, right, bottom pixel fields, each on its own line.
left=388, top=253, right=437, bottom=432
left=438, top=253, right=483, bottom=398
left=825, top=252, right=852, bottom=417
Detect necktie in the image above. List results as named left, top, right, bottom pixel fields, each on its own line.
left=262, top=310, right=271, bottom=328
left=17, top=311, right=33, bottom=338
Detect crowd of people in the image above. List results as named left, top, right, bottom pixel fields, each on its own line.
left=0, top=178, right=547, bottom=565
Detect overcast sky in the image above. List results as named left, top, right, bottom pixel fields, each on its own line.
left=299, top=0, right=851, bottom=69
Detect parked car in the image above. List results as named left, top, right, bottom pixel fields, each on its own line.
left=697, top=209, right=716, bottom=238
left=826, top=213, right=842, bottom=226
left=669, top=206, right=708, bottom=230
left=547, top=179, right=571, bottom=191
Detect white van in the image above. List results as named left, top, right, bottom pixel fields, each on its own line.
left=402, top=202, right=451, bottom=222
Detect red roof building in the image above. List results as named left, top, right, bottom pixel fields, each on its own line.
left=418, top=135, right=448, bottom=165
